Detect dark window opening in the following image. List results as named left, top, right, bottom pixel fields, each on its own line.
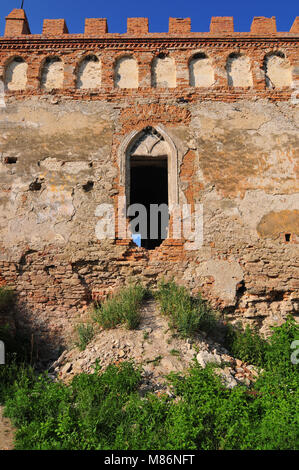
left=4, top=157, right=17, bottom=164
left=29, top=180, right=42, bottom=191
left=285, top=233, right=291, bottom=242
left=82, top=181, right=94, bottom=192
left=130, top=157, right=169, bottom=250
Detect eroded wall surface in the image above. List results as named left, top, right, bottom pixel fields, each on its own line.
left=0, top=97, right=298, bottom=351
left=0, top=11, right=298, bottom=353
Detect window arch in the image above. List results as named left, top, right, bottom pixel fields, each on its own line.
left=226, top=53, right=253, bottom=87
left=76, top=55, right=101, bottom=89
left=151, top=55, right=176, bottom=88
left=4, top=57, right=28, bottom=91
left=114, top=56, right=138, bottom=88
left=189, top=53, right=214, bottom=87
left=118, top=126, right=179, bottom=250
left=263, top=52, right=292, bottom=88
left=41, top=57, right=64, bottom=90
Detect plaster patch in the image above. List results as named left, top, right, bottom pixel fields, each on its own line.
left=5, top=59, right=28, bottom=91
left=195, top=259, right=244, bottom=305
left=226, top=55, right=253, bottom=88
left=114, top=57, right=138, bottom=89
left=189, top=57, right=214, bottom=87
left=77, top=56, right=101, bottom=89
left=41, top=58, right=64, bottom=90
left=152, top=57, right=176, bottom=88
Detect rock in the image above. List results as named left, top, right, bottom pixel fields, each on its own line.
left=196, top=351, right=222, bottom=368
left=214, top=368, right=238, bottom=389
left=60, top=362, right=72, bottom=375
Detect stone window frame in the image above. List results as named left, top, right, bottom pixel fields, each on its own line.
left=118, top=125, right=179, bottom=209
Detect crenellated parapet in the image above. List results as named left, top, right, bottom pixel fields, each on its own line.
left=0, top=9, right=298, bottom=103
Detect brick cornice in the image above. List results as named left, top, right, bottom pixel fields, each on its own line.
left=0, top=35, right=298, bottom=52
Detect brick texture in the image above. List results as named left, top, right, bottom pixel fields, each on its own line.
left=85, top=18, right=108, bottom=35
left=250, top=16, right=277, bottom=34
left=43, top=19, right=69, bottom=36
left=4, top=8, right=31, bottom=37
left=169, top=18, right=191, bottom=33
left=210, top=17, right=234, bottom=33
left=127, top=18, right=148, bottom=34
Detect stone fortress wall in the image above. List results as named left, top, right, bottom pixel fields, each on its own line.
left=0, top=9, right=298, bottom=353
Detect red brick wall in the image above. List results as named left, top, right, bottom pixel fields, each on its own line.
left=42, top=19, right=69, bottom=36
left=210, top=17, right=234, bottom=33
left=85, top=18, right=108, bottom=35
left=4, top=9, right=31, bottom=37
left=127, top=18, right=148, bottom=34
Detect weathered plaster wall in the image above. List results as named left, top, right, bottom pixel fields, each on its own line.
left=189, top=56, right=214, bottom=87
left=4, top=58, right=28, bottom=91
left=0, top=11, right=298, bottom=354
left=0, top=96, right=298, bottom=353
left=226, top=55, right=253, bottom=87
left=152, top=57, right=176, bottom=88
left=76, top=55, right=101, bottom=89
left=41, top=58, right=64, bottom=90
left=114, top=56, right=138, bottom=88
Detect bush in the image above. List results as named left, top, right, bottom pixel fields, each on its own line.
left=224, top=323, right=268, bottom=367
left=94, top=284, right=146, bottom=330
left=2, top=314, right=299, bottom=451
left=155, top=280, right=217, bottom=338
left=1, top=288, right=298, bottom=450
left=75, top=323, right=94, bottom=351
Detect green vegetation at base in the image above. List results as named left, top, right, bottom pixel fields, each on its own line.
left=155, top=280, right=218, bottom=338
left=93, top=283, right=147, bottom=330
left=0, top=316, right=298, bottom=450
left=74, top=323, right=94, bottom=351
left=1, top=283, right=298, bottom=450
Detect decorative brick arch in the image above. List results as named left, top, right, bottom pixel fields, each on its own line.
left=118, top=125, right=179, bottom=207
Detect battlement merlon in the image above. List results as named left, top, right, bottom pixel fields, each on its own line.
left=2, top=9, right=299, bottom=38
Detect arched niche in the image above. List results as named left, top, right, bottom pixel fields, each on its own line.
left=4, top=57, right=28, bottom=91
left=226, top=53, right=253, bottom=87
left=76, top=55, right=101, bottom=89
left=151, top=55, right=176, bottom=88
left=189, top=53, right=214, bottom=87
left=263, top=52, right=292, bottom=88
left=114, top=56, right=138, bottom=88
left=41, top=57, right=64, bottom=90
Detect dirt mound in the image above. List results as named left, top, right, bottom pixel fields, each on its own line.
left=51, top=300, right=259, bottom=393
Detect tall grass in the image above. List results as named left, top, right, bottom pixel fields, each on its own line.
left=155, top=280, right=217, bottom=338
left=75, top=323, right=94, bottom=351
left=94, top=284, right=147, bottom=330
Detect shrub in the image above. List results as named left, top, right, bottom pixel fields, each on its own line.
left=75, top=323, right=94, bottom=351
left=224, top=323, right=268, bottom=367
left=94, top=284, right=146, bottom=330
left=155, top=280, right=217, bottom=338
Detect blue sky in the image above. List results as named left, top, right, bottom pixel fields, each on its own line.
left=0, top=0, right=298, bottom=35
